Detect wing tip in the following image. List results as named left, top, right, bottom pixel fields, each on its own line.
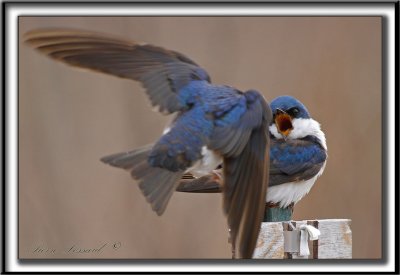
left=23, top=27, right=139, bottom=48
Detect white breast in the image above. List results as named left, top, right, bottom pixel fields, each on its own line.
left=266, top=161, right=326, bottom=208
left=269, top=118, right=327, bottom=150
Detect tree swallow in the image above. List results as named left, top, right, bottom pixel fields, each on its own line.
left=268, top=95, right=327, bottom=208
left=25, top=29, right=272, bottom=259
left=177, top=96, right=327, bottom=212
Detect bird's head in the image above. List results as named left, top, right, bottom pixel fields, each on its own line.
left=269, top=96, right=326, bottom=149
left=270, top=96, right=310, bottom=138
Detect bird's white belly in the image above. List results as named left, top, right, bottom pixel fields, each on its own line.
left=187, top=146, right=222, bottom=177
left=267, top=161, right=326, bottom=208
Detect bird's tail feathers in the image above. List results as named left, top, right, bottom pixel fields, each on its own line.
left=100, top=144, right=154, bottom=170
left=101, top=144, right=183, bottom=215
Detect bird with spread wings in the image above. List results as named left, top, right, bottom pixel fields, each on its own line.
left=25, top=29, right=272, bottom=259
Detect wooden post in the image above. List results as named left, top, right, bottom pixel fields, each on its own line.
left=264, top=203, right=294, bottom=222
left=253, top=219, right=352, bottom=259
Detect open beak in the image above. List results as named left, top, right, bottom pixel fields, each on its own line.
left=274, top=108, right=293, bottom=138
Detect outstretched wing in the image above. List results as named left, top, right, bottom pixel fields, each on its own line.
left=24, top=28, right=211, bottom=114
left=269, top=136, right=327, bottom=186
left=210, top=90, right=272, bottom=259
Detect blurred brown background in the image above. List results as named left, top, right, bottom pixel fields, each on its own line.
left=19, top=17, right=381, bottom=259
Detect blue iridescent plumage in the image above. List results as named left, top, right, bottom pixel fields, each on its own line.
left=269, top=136, right=327, bottom=186
left=270, top=95, right=310, bottom=119
left=149, top=80, right=256, bottom=171
left=270, top=137, right=325, bottom=175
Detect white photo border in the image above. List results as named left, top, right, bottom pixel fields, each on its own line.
left=4, top=1, right=397, bottom=273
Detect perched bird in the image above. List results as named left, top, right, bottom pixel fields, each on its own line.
left=177, top=96, right=327, bottom=218
left=25, top=28, right=272, bottom=259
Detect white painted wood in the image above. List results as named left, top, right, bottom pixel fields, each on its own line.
left=253, top=219, right=352, bottom=259
left=317, top=219, right=352, bottom=259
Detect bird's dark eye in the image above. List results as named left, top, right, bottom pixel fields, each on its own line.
left=288, top=107, right=300, bottom=117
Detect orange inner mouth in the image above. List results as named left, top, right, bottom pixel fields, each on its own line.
left=275, top=114, right=293, bottom=136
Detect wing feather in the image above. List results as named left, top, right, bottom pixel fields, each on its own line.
left=212, top=90, right=272, bottom=258
left=223, top=125, right=270, bottom=258
left=269, top=137, right=327, bottom=186
left=24, top=28, right=211, bottom=114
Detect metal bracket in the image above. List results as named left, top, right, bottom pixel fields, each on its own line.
left=283, top=230, right=301, bottom=253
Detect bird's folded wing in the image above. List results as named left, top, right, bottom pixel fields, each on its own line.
left=24, top=28, right=211, bottom=114
left=269, top=137, right=327, bottom=186
left=209, top=91, right=272, bottom=258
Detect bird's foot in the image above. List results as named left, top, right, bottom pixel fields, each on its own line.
left=211, top=169, right=223, bottom=182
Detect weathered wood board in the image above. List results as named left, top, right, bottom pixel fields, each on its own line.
left=253, top=222, right=285, bottom=259
left=253, top=219, right=352, bottom=259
